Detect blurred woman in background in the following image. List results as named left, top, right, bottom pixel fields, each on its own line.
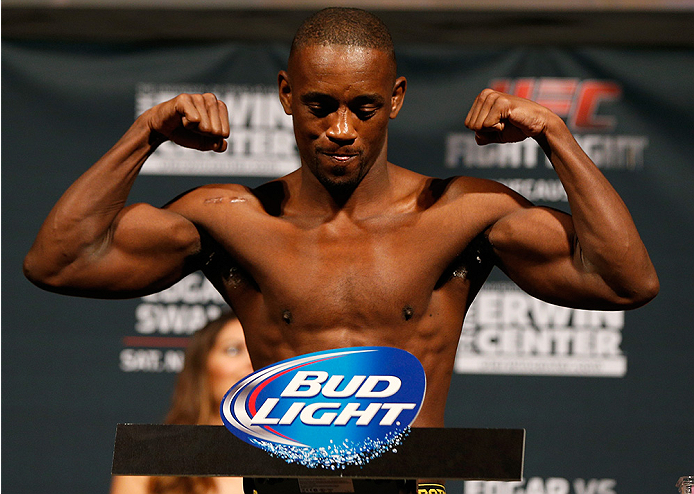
left=110, top=310, right=254, bottom=494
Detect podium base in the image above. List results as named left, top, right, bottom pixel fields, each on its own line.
left=112, top=424, right=524, bottom=481
left=244, top=478, right=417, bottom=494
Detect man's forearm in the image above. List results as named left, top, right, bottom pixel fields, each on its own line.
left=23, top=115, right=159, bottom=285
left=537, top=115, right=658, bottom=301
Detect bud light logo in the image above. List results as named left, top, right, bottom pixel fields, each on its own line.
left=220, top=347, right=426, bottom=469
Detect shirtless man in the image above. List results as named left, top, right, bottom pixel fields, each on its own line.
left=24, top=5, right=657, bottom=473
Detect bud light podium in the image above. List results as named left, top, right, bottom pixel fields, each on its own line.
left=112, top=424, right=525, bottom=493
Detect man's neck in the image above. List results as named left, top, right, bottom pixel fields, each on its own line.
left=294, top=160, right=396, bottom=219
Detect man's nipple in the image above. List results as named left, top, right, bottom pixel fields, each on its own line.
left=402, top=305, right=414, bottom=321
left=282, top=310, right=293, bottom=324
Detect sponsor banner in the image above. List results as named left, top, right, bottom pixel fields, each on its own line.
left=221, top=347, right=426, bottom=468
left=455, top=282, right=626, bottom=377
left=136, top=83, right=300, bottom=177
left=464, top=478, right=617, bottom=494
left=120, top=272, right=228, bottom=373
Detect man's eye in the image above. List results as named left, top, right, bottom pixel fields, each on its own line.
left=357, top=107, right=377, bottom=119
left=308, top=105, right=331, bottom=117
left=225, top=346, right=240, bottom=356
left=306, top=99, right=337, bottom=117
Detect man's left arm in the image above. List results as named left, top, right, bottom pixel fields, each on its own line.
left=465, top=89, right=659, bottom=310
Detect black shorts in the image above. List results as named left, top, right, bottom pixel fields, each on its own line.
left=243, top=478, right=426, bottom=494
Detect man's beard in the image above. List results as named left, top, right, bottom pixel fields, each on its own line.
left=311, top=153, right=367, bottom=201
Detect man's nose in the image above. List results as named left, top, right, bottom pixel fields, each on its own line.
left=326, top=109, right=357, bottom=143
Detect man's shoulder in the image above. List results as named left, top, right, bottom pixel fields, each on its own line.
left=163, top=183, right=260, bottom=212
left=429, top=175, right=523, bottom=203
left=389, top=164, right=523, bottom=209
left=392, top=164, right=508, bottom=191
left=196, top=182, right=254, bottom=196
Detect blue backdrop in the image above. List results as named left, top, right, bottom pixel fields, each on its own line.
left=3, top=40, right=692, bottom=494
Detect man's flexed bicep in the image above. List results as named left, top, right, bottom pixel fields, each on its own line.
left=487, top=206, right=654, bottom=311
left=23, top=92, right=228, bottom=298
left=24, top=201, right=203, bottom=298
left=466, top=88, right=658, bottom=311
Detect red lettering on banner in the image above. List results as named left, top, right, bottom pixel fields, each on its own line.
left=491, top=78, right=535, bottom=100
left=571, top=80, right=622, bottom=130
left=535, top=78, right=578, bottom=117
left=488, top=78, right=622, bottom=131
left=490, top=79, right=511, bottom=94
left=515, top=79, right=535, bottom=100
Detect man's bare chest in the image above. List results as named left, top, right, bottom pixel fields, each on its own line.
left=205, top=212, right=485, bottom=327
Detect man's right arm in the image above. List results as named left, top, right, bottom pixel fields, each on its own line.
left=23, top=93, right=230, bottom=298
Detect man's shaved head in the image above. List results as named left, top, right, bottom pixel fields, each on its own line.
left=289, top=7, right=396, bottom=73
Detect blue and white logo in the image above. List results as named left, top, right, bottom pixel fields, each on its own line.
left=220, top=346, right=426, bottom=468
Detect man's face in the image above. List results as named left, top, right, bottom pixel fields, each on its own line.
left=279, top=44, right=406, bottom=194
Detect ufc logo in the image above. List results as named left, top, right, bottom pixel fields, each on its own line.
left=490, top=78, right=622, bottom=131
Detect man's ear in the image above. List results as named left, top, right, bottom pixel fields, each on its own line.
left=389, top=76, right=407, bottom=119
left=278, top=70, right=293, bottom=115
